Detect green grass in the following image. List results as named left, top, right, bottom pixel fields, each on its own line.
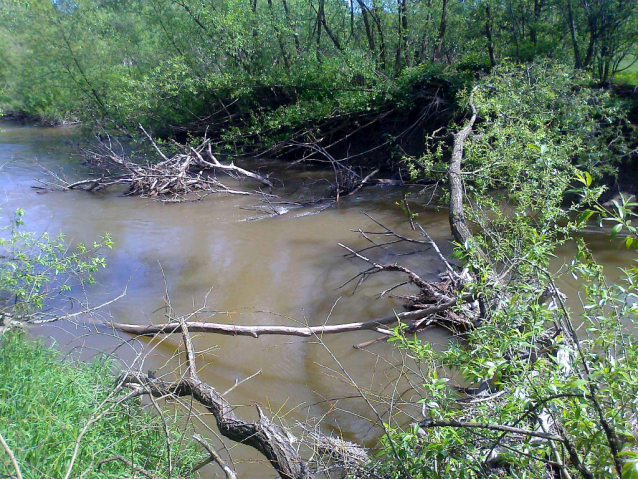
left=0, top=332, right=200, bottom=479
left=614, top=54, right=638, bottom=85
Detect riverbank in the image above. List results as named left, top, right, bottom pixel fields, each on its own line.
left=0, top=110, right=80, bottom=127
left=2, top=63, right=638, bottom=479
left=0, top=331, right=199, bottom=478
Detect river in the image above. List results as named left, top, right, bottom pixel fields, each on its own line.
left=1, top=120, right=634, bottom=478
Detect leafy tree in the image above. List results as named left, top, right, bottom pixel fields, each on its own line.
left=372, top=62, right=638, bottom=479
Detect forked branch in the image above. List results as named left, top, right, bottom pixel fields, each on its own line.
left=119, top=320, right=313, bottom=479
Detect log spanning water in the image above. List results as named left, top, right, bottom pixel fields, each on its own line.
left=0, top=119, right=632, bottom=479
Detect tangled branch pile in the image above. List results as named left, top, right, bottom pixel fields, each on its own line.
left=45, top=126, right=273, bottom=200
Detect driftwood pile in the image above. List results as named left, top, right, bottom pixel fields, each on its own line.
left=42, top=125, right=272, bottom=200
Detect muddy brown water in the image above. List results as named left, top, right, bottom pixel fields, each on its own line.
left=1, top=120, right=634, bottom=478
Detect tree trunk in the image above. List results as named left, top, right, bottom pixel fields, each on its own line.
left=582, top=17, right=597, bottom=68
left=529, top=0, right=545, bottom=47
left=433, top=0, right=448, bottom=60
left=484, top=4, right=496, bottom=68
left=371, top=1, right=387, bottom=68
left=566, top=0, right=583, bottom=68
left=356, top=0, right=376, bottom=53
left=394, top=0, right=409, bottom=72
left=268, top=0, right=291, bottom=71
left=316, top=0, right=324, bottom=53
left=448, top=89, right=478, bottom=246
left=281, top=0, right=301, bottom=53
left=507, top=0, right=521, bottom=58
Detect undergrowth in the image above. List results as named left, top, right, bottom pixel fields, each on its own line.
left=0, top=332, right=200, bottom=478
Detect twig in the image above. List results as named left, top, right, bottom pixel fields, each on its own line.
left=222, top=369, right=262, bottom=397
left=139, top=124, right=170, bottom=163
left=96, top=455, right=163, bottom=479
left=30, top=288, right=128, bottom=324
left=0, top=429, right=23, bottom=479
left=192, top=434, right=238, bottom=479
left=419, top=419, right=566, bottom=443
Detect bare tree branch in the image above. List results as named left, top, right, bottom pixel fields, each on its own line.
left=110, top=303, right=457, bottom=338
left=192, top=434, right=238, bottom=479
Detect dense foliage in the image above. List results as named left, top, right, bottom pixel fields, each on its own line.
left=373, top=62, right=638, bottom=479
left=0, top=0, right=636, bottom=131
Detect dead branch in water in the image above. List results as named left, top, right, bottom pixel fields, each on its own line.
left=40, top=125, right=273, bottom=200
left=337, top=211, right=476, bottom=337
left=110, top=301, right=460, bottom=339
left=120, top=319, right=314, bottom=479
left=118, top=317, right=376, bottom=479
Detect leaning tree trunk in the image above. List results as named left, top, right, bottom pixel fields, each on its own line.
left=448, top=89, right=477, bottom=246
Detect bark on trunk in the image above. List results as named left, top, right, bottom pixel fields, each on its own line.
left=567, top=0, right=583, bottom=69
left=281, top=0, right=301, bottom=52
left=485, top=5, right=496, bottom=68
left=120, top=321, right=314, bottom=479
left=433, top=0, right=448, bottom=60
left=448, top=89, right=478, bottom=246
left=355, top=0, right=376, bottom=52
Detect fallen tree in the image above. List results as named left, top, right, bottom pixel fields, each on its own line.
left=120, top=318, right=314, bottom=479
left=119, top=317, right=371, bottom=479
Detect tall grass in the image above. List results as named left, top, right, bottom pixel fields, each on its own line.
left=0, top=332, right=200, bottom=478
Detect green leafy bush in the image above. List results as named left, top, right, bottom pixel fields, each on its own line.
left=0, top=209, right=113, bottom=321
left=374, top=63, right=638, bottom=479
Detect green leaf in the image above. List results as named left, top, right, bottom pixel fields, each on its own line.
left=611, top=223, right=623, bottom=239
left=623, top=459, right=638, bottom=479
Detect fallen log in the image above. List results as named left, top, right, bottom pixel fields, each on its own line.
left=110, top=302, right=457, bottom=338
left=121, top=319, right=314, bottom=479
